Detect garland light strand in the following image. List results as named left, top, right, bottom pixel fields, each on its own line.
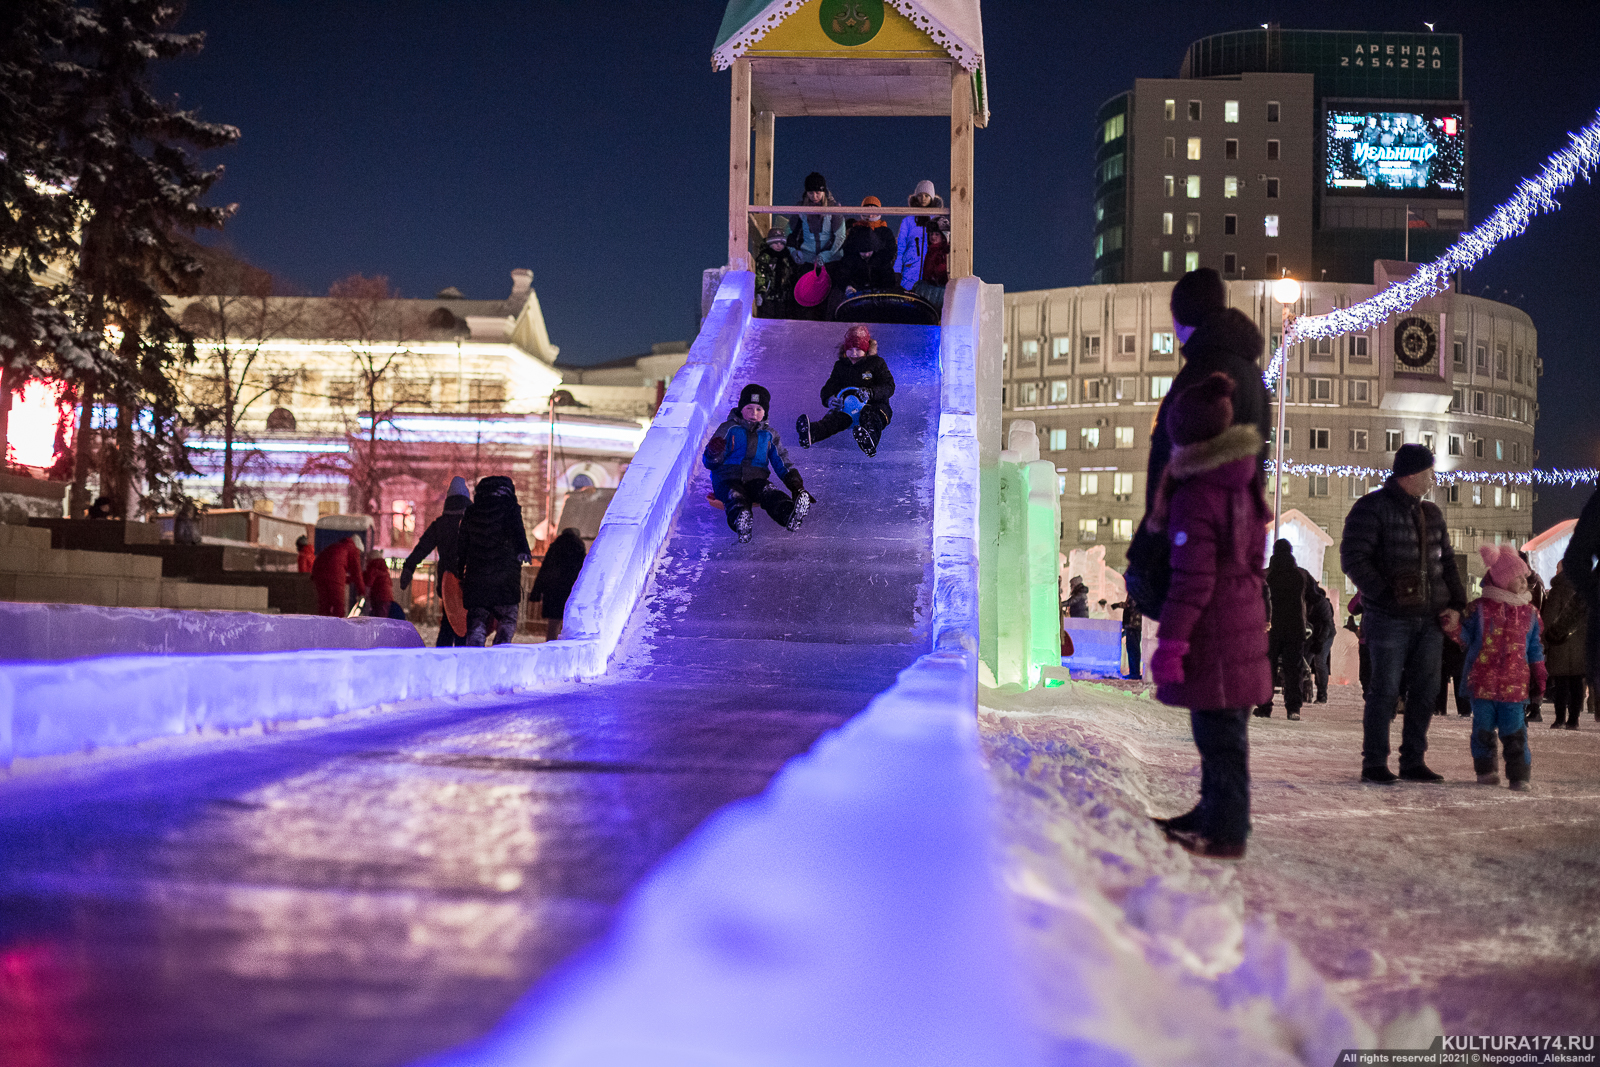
left=1267, top=459, right=1600, bottom=489
left=1265, top=108, right=1600, bottom=385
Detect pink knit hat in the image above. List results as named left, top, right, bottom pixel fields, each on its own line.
left=1478, top=543, right=1530, bottom=589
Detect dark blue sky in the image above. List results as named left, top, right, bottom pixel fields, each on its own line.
left=157, top=1, right=1600, bottom=523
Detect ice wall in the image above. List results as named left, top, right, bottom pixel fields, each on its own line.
left=981, top=419, right=1063, bottom=688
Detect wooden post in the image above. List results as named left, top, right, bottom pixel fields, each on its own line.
left=753, top=109, right=776, bottom=239
left=728, top=58, right=752, bottom=271
left=949, top=65, right=975, bottom=279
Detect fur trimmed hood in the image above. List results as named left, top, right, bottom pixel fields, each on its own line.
left=1165, top=425, right=1263, bottom=481
left=1148, top=425, right=1264, bottom=532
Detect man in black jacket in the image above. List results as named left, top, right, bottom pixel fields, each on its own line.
left=400, top=476, right=471, bottom=646
left=1257, top=539, right=1310, bottom=719
left=1562, top=485, right=1600, bottom=703
left=453, top=475, right=532, bottom=646
left=1340, top=445, right=1466, bottom=783
left=1305, top=574, right=1337, bottom=703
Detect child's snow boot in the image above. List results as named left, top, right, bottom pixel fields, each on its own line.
left=795, top=413, right=812, bottom=449
left=1473, top=730, right=1500, bottom=784
left=732, top=507, right=754, bottom=544
left=851, top=423, right=877, bottom=457
left=1502, top=729, right=1531, bottom=791
left=785, top=490, right=811, bottom=532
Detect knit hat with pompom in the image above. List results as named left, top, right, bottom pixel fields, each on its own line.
left=1479, top=543, right=1531, bottom=590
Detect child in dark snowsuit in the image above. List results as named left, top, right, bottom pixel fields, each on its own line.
left=1447, top=544, right=1546, bottom=790
left=702, top=382, right=812, bottom=544
left=1146, top=372, right=1272, bottom=860
left=753, top=227, right=797, bottom=319
left=794, top=324, right=896, bottom=458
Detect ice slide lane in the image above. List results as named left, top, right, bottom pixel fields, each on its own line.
left=0, top=317, right=1019, bottom=1065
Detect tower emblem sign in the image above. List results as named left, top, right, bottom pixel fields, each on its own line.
left=820, top=0, right=885, bottom=46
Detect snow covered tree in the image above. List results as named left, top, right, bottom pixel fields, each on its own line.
left=59, top=0, right=240, bottom=515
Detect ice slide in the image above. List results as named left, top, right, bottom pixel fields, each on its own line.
left=0, top=275, right=1029, bottom=1065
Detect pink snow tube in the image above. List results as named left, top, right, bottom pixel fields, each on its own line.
left=793, top=263, right=830, bottom=307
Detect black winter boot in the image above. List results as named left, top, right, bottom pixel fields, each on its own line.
left=732, top=507, right=754, bottom=544
left=1502, top=729, right=1531, bottom=791
left=1473, top=730, right=1500, bottom=784
left=1525, top=703, right=1543, bottom=723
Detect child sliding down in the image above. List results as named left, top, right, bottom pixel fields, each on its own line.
left=702, top=382, right=813, bottom=544
left=1447, top=544, right=1546, bottom=790
left=796, top=324, right=896, bottom=458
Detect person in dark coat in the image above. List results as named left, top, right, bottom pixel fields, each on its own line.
left=310, top=534, right=366, bottom=618
left=834, top=199, right=899, bottom=295
left=1340, top=444, right=1466, bottom=783
left=1256, top=539, right=1310, bottom=719
left=1066, top=579, right=1090, bottom=619
left=795, top=324, right=897, bottom=458
left=1305, top=573, right=1337, bottom=703
left=1521, top=549, right=1548, bottom=723
left=1147, top=372, right=1272, bottom=860
left=1542, top=561, right=1589, bottom=729
left=529, top=527, right=586, bottom=642
left=703, top=382, right=812, bottom=544
left=753, top=227, right=797, bottom=319
left=453, top=475, right=531, bottom=646
left=1347, top=592, right=1371, bottom=698
left=1565, top=487, right=1600, bottom=709
left=400, top=476, right=472, bottom=646
left=1110, top=594, right=1144, bottom=679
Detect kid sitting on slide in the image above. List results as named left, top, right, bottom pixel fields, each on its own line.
left=702, top=382, right=813, bottom=544
left=795, top=324, right=896, bottom=458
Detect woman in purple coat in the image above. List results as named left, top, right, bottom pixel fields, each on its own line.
left=1147, top=372, right=1273, bottom=859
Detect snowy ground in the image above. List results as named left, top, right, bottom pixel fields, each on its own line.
left=981, top=677, right=1600, bottom=1064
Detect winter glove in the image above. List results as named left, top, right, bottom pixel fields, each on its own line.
left=518, top=552, right=533, bottom=565
left=782, top=471, right=805, bottom=497
left=1150, top=640, right=1189, bottom=687
left=706, top=436, right=727, bottom=463
left=825, top=393, right=844, bottom=412
left=398, top=571, right=413, bottom=591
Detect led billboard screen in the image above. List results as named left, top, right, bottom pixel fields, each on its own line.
left=1324, top=106, right=1466, bottom=196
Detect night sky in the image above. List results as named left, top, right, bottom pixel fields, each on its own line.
left=155, top=1, right=1600, bottom=524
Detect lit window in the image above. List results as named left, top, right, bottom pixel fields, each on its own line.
left=1188, top=100, right=1201, bottom=121
left=1114, top=426, right=1134, bottom=448
left=1509, top=491, right=1520, bottom=510
left=1081, top=378, right=1104, bottom=402
left=1266, top=139, right=1280, bottom=161
left=1115, top=377, right=1137, bottom=400
left=1019, top=382, right=1039, bottom=405
left=1224, top=100, right=1239, bottom=122
left=1113, top=472, right=1135, bottom=497
left=1150, top=376, right=1174, bottom=399
left=1266, top=178, right=1280, bottom=198
left=1185, top=251, right=1199, bottom=272
left=1187, top=137, right=1202, bottom=160
left=1472, top=484, right=1482, bottom=506
left=1496, top=439, right=1504, bottom=460
left=1161, top=250, right=1172, bottom=274
left=1049, top=380, right=1070, bottom=403
left=1164, top=99, right=1176, bottom=121
left=1150, top=332, right=1174, bottom=355
left=1049, top=428, right=1069, bottom=450
left=1185, top=213, right=1200, bottom=239
left=1058, top=474, right=1067, bottom=496
left=1078, top=518, right=1098, bottom=542
left=1224, top=176, right=1238, bottom=198
left=1162, top=212, right=1174, bottom=235
left=1020, top=339, right=1039, bottom=363
left=1113, top=519, right=1134, bottom=542
left=1265, top=215, right=1279, bottom=237
left=1493, top=486, right=1504, bottom=507
left=1103, top=113, right=1125, bottom=142
left=1080, top=473, right=1100, bottom=495
left=1081, top=427, right=1100, bottom=449
left=1164, top=175, right=1175, bottom=197
left=1421, top=432, right=1436, bottom=453
left=1051, top=337, right=1070, bottom=360
left=1186, top=175, right=1201, bottom=197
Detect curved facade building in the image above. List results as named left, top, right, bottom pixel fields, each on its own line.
left=1002, top=276, right=1537, bottom=591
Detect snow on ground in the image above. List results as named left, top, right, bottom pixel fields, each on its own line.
left=981, top=677, right=1600, bottom=1064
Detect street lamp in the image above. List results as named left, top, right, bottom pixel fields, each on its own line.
left=1270, top=276, right=1301, bottom=540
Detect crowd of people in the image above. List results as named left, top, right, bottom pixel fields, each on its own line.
left=1127, top=267, right=1600, bottom=862
left=299, top=474, right=588, bottom=648
left=754, top=173, right=951, bottom=320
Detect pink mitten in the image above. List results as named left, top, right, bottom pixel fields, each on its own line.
left=1150, top=640, right=1189, bottom=686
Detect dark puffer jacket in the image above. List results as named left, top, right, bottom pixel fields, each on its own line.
left=454, top=476, right=531, bottom=609
left=1340, top=477, right=1466, bottom=618
left=1540, top=569, right=1589, bottom=677
left=400, top=492, right=470, bottom=588
left=529, top=528, right=587, bottom=621
left=1154, top=424, right=1273, bottom=710
left=1145, top=308, right=1271, bottom=511
left=820, top=353, right=896, bottom=413
left=1563, top=487, right=1600, bottom=688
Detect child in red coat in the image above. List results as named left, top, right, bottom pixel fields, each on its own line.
left=1147, top=372, right=1272, bottom=860
left=1447, top=545, right=1546, bottom=789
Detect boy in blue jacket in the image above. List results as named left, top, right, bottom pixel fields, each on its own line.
left=702, top=383, right=813, bottom=544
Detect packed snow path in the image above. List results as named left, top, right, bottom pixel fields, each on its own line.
left=0, top=321, right=941, bottom=1067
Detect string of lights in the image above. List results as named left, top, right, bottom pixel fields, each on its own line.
left=1267, top=459, right=1600, bottom=488
left=1264, top=108, right=1600, bottom=385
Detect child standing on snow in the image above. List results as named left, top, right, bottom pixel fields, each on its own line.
left=702, top=382, right=812, bottom=544
left=795, top=324, right=896, bottom=458
left=1448, top=545, right=1546, bottom=790
left=1145, top=372, right=1272, bottom=861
